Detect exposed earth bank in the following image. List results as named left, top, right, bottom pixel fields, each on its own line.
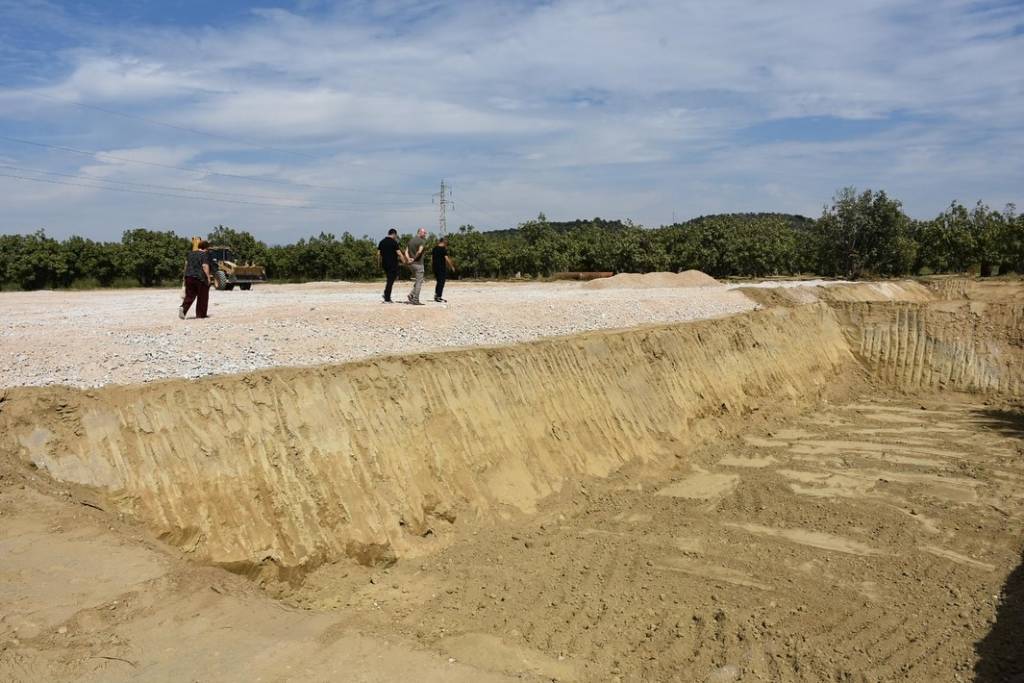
left=1, top=276, right=1022, bottom=682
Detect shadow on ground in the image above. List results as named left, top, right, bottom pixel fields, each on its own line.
left=974, top=404, right=1024, bottom=682
left=975, top=550, right=1024, bottom=682
left=973, top=406, right=1024, bottom=441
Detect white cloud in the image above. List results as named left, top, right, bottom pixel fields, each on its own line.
left=48, top=56, right=211, bottom=102
left=88, top=145, right=201, bottom=168
left=180, top=88, right=561, bottom=138
left=0, top=0, right=1021, bottom=238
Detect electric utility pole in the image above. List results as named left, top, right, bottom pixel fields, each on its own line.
left=433, top=179, right=454, bottom=236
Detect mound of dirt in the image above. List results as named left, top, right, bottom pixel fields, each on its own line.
left=582, top=270, right=720, bottom=290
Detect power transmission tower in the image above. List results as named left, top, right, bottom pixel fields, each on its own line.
left=433, top=179, right=454, bottom=235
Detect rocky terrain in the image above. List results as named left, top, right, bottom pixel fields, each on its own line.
left=0, top=279, right=756, bottom=388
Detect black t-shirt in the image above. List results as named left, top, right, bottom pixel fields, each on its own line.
left=378, top=237, right=400, bottom=269
left=184, top=250, right=209, bottom=279
left=432, top=245, right=448, bottom=274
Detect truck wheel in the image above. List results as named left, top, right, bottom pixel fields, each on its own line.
left=239, top=283, right=252, bottom=291
left=215, top=271, right=229, bottom=290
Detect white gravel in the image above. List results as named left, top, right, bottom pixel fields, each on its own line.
left=0, top=279, right=760, bottom=389
left=725, top=279, right=851, bottom=289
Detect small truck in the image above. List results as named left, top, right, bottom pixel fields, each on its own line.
left=200, top=242, right=268, bottom=290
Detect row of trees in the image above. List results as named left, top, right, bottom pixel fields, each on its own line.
left=0, top=229, right=193, bottom=290
left=813, top=189, right=1020, bottom=279
left=1, top=189, right=1021, bottom=290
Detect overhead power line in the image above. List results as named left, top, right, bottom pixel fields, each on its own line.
left=454, top=196, right=508, bottom=228
left=0, top=134, right=423, bottom=197
left=0, top=171, right=431, bottom=213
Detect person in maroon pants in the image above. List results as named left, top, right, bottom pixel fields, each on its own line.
left=179, top=240, right=213, bottom=319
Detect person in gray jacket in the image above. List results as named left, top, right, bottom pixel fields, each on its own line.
left=405, top=227, right=427, bottom=305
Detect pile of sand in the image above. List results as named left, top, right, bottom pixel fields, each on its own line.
left=582, top=270, right=720, bottom=290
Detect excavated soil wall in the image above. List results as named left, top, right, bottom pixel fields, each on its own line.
left=741, top=279, right=1024, bottom=396
left=1, top=284, right=1021, bottom=579
left=834, top=301, right=1024, bottom=395
left=1, top=305, right=852, bottom=577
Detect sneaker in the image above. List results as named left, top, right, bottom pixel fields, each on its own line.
left=434, top=297, right=447, bottom=303
left=382, top=298, right=393, bottom=303
left=410, top=300, right=425, bottom=306
left=177, top=306, right=185, bottom=320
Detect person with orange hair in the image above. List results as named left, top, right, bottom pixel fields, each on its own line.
left=179, top=240, right=213, bottom=319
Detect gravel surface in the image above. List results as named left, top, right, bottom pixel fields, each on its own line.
left=0, top=279, right=760, bottom=388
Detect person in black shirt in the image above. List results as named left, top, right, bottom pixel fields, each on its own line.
left=179, top=240, right=212, bottom=319
left=376, top=228, right=402, bottom=303
left=432, top=237, right=455, bottom=302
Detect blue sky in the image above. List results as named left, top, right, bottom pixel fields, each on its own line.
left=0, top=0, right=1022, bottom=242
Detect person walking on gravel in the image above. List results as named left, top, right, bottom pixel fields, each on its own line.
left=405, top=227, right=427, bottom=305
left=377, top=228, right=403, bottom=303
left=179, top=240, right=213, bottom=319
left=432, top=236, right=455, bottom=302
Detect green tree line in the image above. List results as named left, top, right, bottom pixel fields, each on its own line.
left=1, top=188, right=1021, bottom=290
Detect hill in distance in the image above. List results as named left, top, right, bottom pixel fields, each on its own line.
left=472, top=212, right=815, bottom=236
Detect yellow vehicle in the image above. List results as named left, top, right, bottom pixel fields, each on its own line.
left=191, top=238, right=267, bottom=290
left=208, top=246, right=267, bottom=290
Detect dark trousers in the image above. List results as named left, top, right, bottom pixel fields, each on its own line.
left=434, top=270, right=446, bottom=299
left=383, top=265, right=398, bottom=301
left=182, top=276, right=210, bottom=318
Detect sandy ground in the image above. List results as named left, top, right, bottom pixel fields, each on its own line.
left=3, top=393, right=1021, bottom=681
left=0, top=279, right=758, bottom=388
left=290, top=394, right=1024, bottom=682
left=0, top=486, right=519, bottom=683
left=1, top=277, right=1021, bottom=682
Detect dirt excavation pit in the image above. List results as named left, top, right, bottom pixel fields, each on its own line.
left=1, top=277, right=1022, bottom=682
left=296, top=396, right=1022, bottom=682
